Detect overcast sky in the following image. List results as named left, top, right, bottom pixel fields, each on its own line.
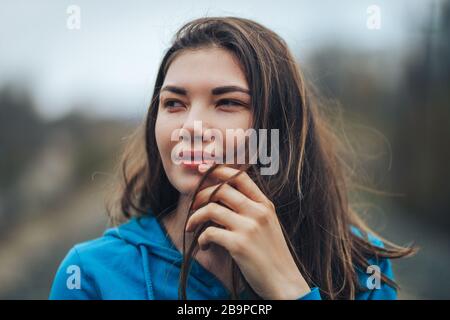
left=0, top=0, right=436, bottom=119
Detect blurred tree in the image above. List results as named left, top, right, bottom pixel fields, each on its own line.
left=393, top=0, right=450, bottom=228
left=304, top=1, right=450, bottom=230
left=0, top=85, right=45, bottom=191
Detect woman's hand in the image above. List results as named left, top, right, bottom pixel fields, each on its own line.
left=185, top=165, right=311, bottom=300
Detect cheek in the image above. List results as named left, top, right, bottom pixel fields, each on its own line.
left=154, top=118, right=164, bottom=153
left=155, top=115, right=175, bottom=160
left=217, top=111, right=253, bottom=139
left=212, top=111, right=253, bottom=159
left=216, top=110, right=253, bottom=131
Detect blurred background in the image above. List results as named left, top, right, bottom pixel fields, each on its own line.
left=0, top=0, right=449, bottom=299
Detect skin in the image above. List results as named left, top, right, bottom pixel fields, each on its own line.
left=155, top=46, right=311, bottom=299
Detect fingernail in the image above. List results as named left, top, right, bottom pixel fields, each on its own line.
left=198, top=163, right=211, bottom=173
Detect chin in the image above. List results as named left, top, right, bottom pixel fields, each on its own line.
left=168, top=167, right=203, bottom=195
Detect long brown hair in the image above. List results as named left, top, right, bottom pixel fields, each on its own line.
left=107, top=16, right=416, bottom=300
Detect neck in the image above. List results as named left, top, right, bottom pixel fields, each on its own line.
left=162, top=193, right=192, bottom=246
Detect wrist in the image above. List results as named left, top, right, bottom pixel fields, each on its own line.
left=274, top=275, right=311, bottom=300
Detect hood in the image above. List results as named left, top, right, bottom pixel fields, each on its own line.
left=104, top=212, right=182, bottom=263
left=104, top=212, right=245, bottom=300
left=102, top=212, right=228, bottom=299
left=103, top=212, right=182, bottom=299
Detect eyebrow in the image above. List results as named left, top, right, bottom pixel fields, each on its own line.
left=160, top=85, right=250, bottom=96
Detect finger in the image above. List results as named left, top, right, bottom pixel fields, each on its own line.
left=192, top=182, right=252, bottom=213
left=186, top=202, right=245, bottom=232
left=206, top=165, right=268, bottom=203
left=197, top=226, right=237, bottom=251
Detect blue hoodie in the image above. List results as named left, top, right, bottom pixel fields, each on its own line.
left=49, top=211, right=397, bottom=300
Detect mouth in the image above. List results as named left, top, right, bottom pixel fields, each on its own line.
left=179, top=150, right=215, bottom=169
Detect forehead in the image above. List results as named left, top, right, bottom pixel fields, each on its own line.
left=163, top=47, right=248, bottom=91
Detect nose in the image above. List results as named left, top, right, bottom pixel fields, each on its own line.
left=181, top=104, right=211, bottom=143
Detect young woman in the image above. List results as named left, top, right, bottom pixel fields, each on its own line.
left=49, top=17, right=414, bottom=300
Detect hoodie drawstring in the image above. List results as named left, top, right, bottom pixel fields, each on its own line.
left=139, top=245, right=155, bottom=300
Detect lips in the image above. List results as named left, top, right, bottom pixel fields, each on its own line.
left=180, top=150, right=215, bottom=164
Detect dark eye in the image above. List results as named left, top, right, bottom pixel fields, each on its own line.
left=217, top=99, right=244, bottom=108
left=163, top=99, right=185, bottom=110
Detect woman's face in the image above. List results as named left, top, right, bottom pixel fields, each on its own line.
left=155, top=46, right=253, bottom=195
